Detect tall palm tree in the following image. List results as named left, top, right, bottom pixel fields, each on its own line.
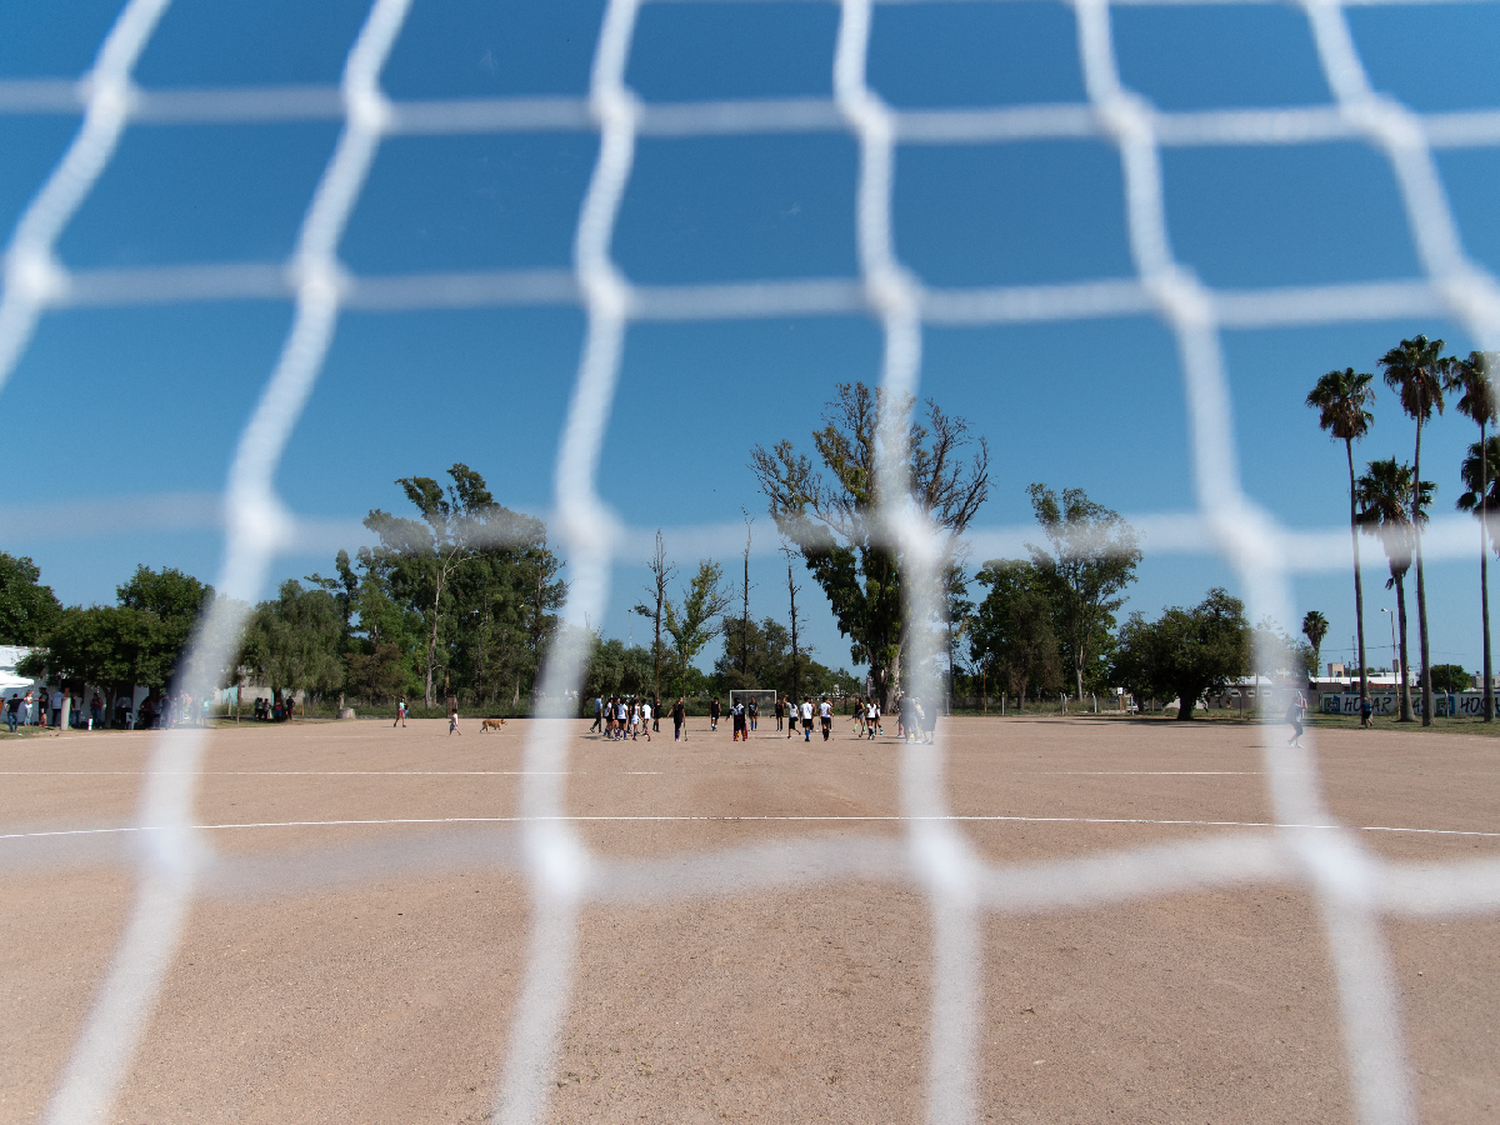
left=1307, top=367, right=1376, bottom=711
left=1302, top=610, right=1329, bottom=679
left=1356, top=458, right=1432, bottom=723
left=1379, top=336, right=1448, bottom=726
left=1448, top=352, right=1499, bottom=721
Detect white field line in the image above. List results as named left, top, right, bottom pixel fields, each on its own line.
left=3, top=814, right=1497, bottom=838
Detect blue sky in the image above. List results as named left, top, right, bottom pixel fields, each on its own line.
left=3, top=0, right=1500, bottom=679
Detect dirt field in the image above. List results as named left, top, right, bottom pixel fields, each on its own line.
left=2, top=715, right=1498, bottom=1124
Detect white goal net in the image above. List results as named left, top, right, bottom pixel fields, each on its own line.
left=3, top=1, right=1500, bottom=1123
left=729, top=688, right=779, bottom=729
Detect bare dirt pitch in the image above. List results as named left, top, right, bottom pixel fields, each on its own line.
left=2, top=715, right=1499, bottom=1124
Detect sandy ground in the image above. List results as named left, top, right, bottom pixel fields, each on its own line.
left=1, top=714, right=1498, bottom=1124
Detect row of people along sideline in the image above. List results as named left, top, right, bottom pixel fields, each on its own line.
left=586, top=692, right=936, bottom=744
left=2, top=688, right=208, bottom=732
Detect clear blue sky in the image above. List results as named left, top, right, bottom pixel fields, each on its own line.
left=4, top=0, right=1500, bottom=679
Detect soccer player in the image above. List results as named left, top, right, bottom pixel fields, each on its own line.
left=731, top=699, right=746, bottom=741
left=800, top=697, right=814, bottom=742
left=774, top=695, right=784, bottom=731
left=819, top=696, right=833, bottom=741
left=710, top=697, right=721, bottom=731
left=672, top=696, right=686, bottom=741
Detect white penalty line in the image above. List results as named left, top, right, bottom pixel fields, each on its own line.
left=2, top=814, right=1499, bottom=840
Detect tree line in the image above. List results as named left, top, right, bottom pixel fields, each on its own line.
left=1308, top=336, right=1498, bottom=726
left=7, top=340, right=1492, bottom=721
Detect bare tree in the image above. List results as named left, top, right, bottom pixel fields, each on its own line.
left=739, top=510, right=755, bottom=680
left=782, top=541, right=804, bottom=705
left=631, top=530, right=676, bottom=699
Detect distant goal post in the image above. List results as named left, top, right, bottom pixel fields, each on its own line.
left=728, top=689, right=780, bottom=727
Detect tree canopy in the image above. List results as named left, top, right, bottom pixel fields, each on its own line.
left=751, top=381, right=989, bottom=707
left=1110, top=588, right=1249, bottom=720
left=0, top=552, right=61, bottom=646
left=1025, top=484, right=1140, bottom=697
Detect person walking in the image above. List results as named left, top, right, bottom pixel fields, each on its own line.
left=590, top=695, right=603, bottom=733
left=5, top=695, right=17, bottom=733
left=672, top=696, right=686, bottom=741
left=394, top=699, right=408, bottom=728
left=819, top=696, right=833, bottom=741
left=640, top=699, right=652, bottom=742
left=709, top=697, right=721, bottom=732
left=800, top=697, right=814, bottom=742
left=1360, top=696, right=1373, bottom=729
left=448, top=706, right=462, bottom=736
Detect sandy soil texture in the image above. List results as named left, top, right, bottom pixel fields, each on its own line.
left=1, top=715, right=1497, bottom=1124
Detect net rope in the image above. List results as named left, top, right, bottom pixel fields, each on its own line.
left=1, top=0, right=1497, bottom=1122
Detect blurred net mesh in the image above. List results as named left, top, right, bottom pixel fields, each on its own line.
left=3, top=0, right=1500, bottom=1122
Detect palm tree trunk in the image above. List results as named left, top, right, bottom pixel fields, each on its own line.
left=1396, top=574, right=1413, bottom=723
left=1347, top=439, right=1370, bottom=705
left=1483, top=419, right=1494, bottom=722
left=1414, top=419, right=1433, bottom=725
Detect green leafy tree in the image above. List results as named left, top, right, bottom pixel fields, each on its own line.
left=1025, top=485, right=1140, bottom=698
left=1111, top=588, right=1250, bottom=720
left=1430, top=664, right=1470, bottom=693
left=1357, top=458, right=1432, bottom=723
left=344, top=641, right=410, bottom=705
left=116, top=564, right=213, bottom=688
left=362, top=464, right=564, bottom=709
left=583, top=634, right=626, bottom=700
left=1379, top=335, right=1448, bottom=726
left=751, top=382, right=990, bottom=708
left=1307, top=367, right=1377, bottom=709
left=19, top=605, right=165, bottom=706
left=664, top=561, right=733, bottom=696
left=968, top=559, right=1064, bottom=707
left=1448, top=351, right=1498, bottom=721
left=242, top=580, right=346, bottom=709
left=1301, top=611, right=1329, bottom=679
left=0, top=552, right=61, bottom=645
left=364, top=464, right=503, bottom=707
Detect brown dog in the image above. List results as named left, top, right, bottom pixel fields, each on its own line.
left=480, top=717, right=506, bottom=732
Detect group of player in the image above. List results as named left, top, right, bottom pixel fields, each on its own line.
left=592, top=695, right=656, bottom=741
left=590, top=692, right=932, bottom=744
